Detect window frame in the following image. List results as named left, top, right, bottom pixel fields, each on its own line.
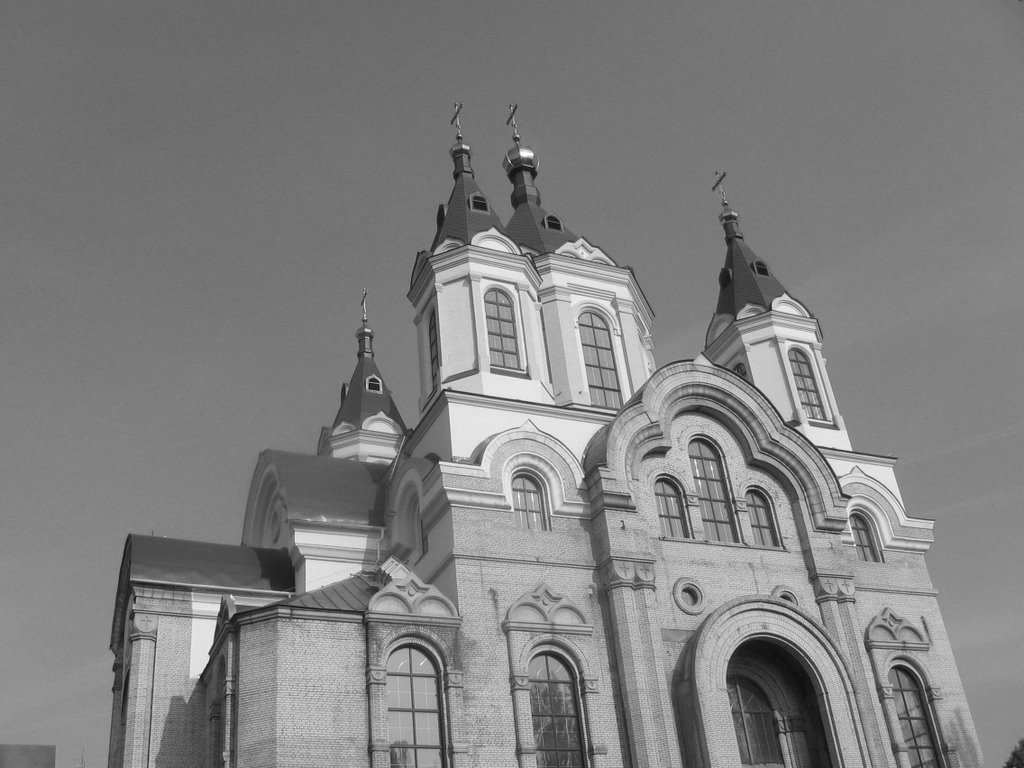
left=787, top=347, right=828, bottom=422
left=888, top=665, right=942, bottom=768
left=468, top=194, right=490, bottom=212
left=527, top=651, right=588, bottom=768
left=577, top=310, right=622, bottom=409
left=744, top=489, right=781, bottom=548
left=688, top=438, right=739, bottom=544
left=483, top=287, right=523, bottom=371
left=512, top=472, right=549, bottom=531
left=386, top=644, right=448, bottom=768
left=728, top=675, right=784, bottom=766
left=850, top=512, right=883, bottom=563
left=654, top=476, right=689, bottom=539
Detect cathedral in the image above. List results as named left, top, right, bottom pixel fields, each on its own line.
left=107, top=118, right=983, bottom=768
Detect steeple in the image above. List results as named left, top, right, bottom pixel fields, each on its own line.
left=712, top=192, right=794, bottom=321
left=502, top=104, right=578, bottom=254
left=318, top=293, right=406, bottom=462
left=703, top=179, right=850, bottom=450
left=430, top=105, right=506, bottom=252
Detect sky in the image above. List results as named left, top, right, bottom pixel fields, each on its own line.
left=0, top=1, right=1022, bottom=764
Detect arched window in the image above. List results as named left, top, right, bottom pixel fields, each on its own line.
left=850, top=513, right=882, bottom=562
left=745, top=490, right=779, bottom=548
left=528, top=653, right=585, bottom=768
left=366, top=375, right=383, bottom=393
left=428, top=310, right=440, bottom=391
left=512, top=474, right=548, bottom=531
left=387, top=646, right=445, bottom=768
left=578, top=311, right=621, bottom=408
left=469, top=194, right=489, bottom=212
left=889, top=667, right=939, bottom=768
left=542, top=214, right=563, bottom=231
left=787, top=348, right=827, bottom=421
left=484, top=289, right=521, bottom=369
left=688, top=440, right=738, bottom=543
left=728, top=676, right=784, bottom=766
left=655, top=478, right=689, bottom=538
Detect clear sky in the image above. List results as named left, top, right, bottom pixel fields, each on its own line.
left=1, top=1, right=1021, bottom=764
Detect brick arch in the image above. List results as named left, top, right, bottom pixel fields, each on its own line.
left=677, top=596, right=870, bottom=768
left=586, top=361, right=849, bottom=535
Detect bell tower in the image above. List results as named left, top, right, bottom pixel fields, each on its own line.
left=702, top=183, right=851, bottom=450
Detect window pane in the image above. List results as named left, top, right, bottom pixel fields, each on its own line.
left=512, top=475, right=547, bottom=531
left=529, top=654, right=585, bottom=768
left=485, top=289, right=520, bottom=369
left=689, top=441, right=737, bottom=543
left=579, top=312, right=621, bottom=408
left=788, top=348, right=827, bottom=421
left=387, top=647, right=445, bottom=767
left=746, top=491, right=779, bottom=548
left=728, top=677, right=782, bottom=765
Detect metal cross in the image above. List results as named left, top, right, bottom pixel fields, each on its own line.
left=712, top=171, right=728, bottom=204
left=450, top=102, right=464, bottom=140
left=361, top=288, right=368, bottom=323
left=506, top=103, right=520, bottom=142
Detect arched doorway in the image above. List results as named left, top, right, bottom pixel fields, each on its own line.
left=728, top=640, right=833, bottom=768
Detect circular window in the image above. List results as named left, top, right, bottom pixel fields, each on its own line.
left=772, top=586, right=798, bottom=606
left=672, top=579, right=706, bottom=615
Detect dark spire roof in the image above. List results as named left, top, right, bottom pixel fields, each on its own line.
left=713, top=202, right=801, bottom=317
left=330, top=318, right=406, bottom=432
left=430, top=138, right=507, bottom=251
left=502, top=137, right=578, bottom=254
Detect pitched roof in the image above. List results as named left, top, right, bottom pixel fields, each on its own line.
left=713, top=207, right=803, bottom=317
left=505, top=200, right=578, bottom=255
left=430, top=140, right=507, bottom=251
left=270, top=571, right=379, bottom=613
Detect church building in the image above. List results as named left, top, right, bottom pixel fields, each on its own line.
left=107, top=117, right=983, bottom=768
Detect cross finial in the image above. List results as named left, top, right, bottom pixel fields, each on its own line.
left=506, top=103, right=520, bottom=144
left=450, top=102, right=464, bottom=141
left=361, top=288, right=368, bottom=323
left=712, top=171, right=729, bottom=206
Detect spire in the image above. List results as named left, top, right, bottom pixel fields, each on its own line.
left=710, top=175, right=795, bottom=318
left=502, top=104, right=578, bottom=254
left=329, top=293, right=406, bottom=435
left=430, top=103, right=507, bottom=251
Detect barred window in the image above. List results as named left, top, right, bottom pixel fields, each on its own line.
left=745, top=490, right=779, bottom=548
left=529, top=653, right=585, bottom=768
left=387, top=647, right=445, bottom=768
left=729, top=676, right=783, bottom=766
left=655, top=478, right=689, bottom=538
left=689, top=440, right=738, bottom=543
left=889, top=667, right=939, bottom=768
left=788, top=348, right=827, bottom=421
left=512, top=474, right=548, bottom=531
left=851, top=513, right=882, bottom=562
left=579, top=311, right=621, bottom=409
left=484, top=289, right=521, bottom=369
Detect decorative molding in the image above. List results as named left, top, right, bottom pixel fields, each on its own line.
left=366, top=665, right=387, bottom=687
left=865, top=608, right=929, bottom=651
left=510, top=674, right=530, bottom=691
left=130, top=613, right=158, bottom=640
left=602, top=558, right=656, bottom=591
left=812, top=574, right=855, bottom=603
left=366, top=557, right=460, bottom=621
left=503, top=584, right=593, bottom=635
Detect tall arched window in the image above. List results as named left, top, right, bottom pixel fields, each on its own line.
left=728, top=676, right=784, bottom=766
left=528, top=653, right=586, bottom=768
left=850, top=513, right=882, bottom=562
left=889, top=667, right=939, bottom=768
left=655, top=478, right=689, bottom=538
left=688, top=440, right=738, bottom=543
left=579, top=311, right=621, bottom=408
left=745, top=490, right=780, bottom=548
left=787, top=348, right=827, bottom=421
left=512, top=474, right=548, bottom=531
left=484, top=289, right=521, bottom=369
left=428, top=310, right=441, bottom=391
left=387, top=646, right=445, bottom=768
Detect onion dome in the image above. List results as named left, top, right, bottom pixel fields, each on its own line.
left=502, top=133, right=578, bottom=254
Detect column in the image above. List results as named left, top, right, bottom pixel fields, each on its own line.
left=122, top=614, right=158, bottom=768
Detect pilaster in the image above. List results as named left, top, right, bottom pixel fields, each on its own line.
left=122, top=613, right=158, bottom=768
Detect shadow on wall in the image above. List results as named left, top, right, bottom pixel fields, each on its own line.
left=946, top=708, right=983, bottom=768
left=154, top=692, right=205, bottom=768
